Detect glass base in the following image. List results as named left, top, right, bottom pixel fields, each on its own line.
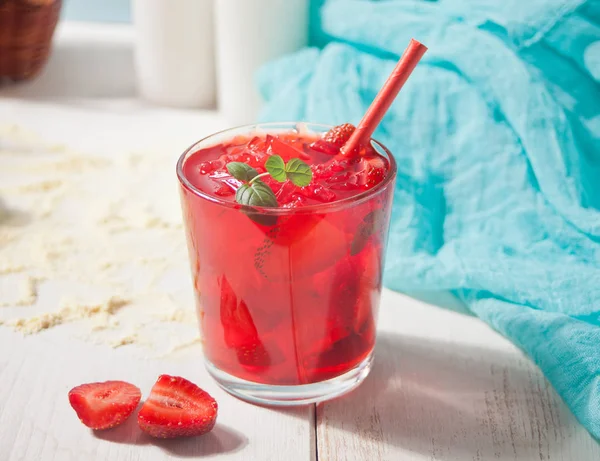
left=205, top=351, right=374, bottom=406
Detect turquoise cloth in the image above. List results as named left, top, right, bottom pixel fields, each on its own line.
left=257, top=0, right=600, bottom=439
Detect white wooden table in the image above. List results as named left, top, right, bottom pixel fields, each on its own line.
left=0, top=97, right=598, bottom=460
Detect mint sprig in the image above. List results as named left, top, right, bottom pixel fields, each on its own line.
left=227, top=163, right=277, bottom=208
left=265, top=155, right=313, bottom=187
left=226, top=155, right=313, bottom=209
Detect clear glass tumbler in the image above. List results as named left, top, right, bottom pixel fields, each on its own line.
left=176, top=122, right=396, bottom=405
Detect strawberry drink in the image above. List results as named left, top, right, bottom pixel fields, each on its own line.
left=177, top=122, right=396, bottom=405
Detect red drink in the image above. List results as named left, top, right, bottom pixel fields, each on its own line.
left=177, top=123, right=396, bottom=405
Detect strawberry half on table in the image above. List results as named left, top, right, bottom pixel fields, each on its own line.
left=68, top=380, right=142, bottom=430
left=137, top=375, right=218, bottom=439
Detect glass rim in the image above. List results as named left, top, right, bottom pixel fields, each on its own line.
left=176, top=122, right=397, bottom=215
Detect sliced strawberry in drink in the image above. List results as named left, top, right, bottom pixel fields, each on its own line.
left=236, top=340, right=271, bottom=369
left=301, top=249, right=381, bottom=379
left=328, top=247, right=381, bottom=338
left=323, top=123, right=356, bottom=148
left=219, top=276, right=258, bottom=347
left=137, top=375, right=218, bottom=439
left=218, top=275, right=271, bottom=368
left=367, top=167, right=385, bottom=187
left=68, top=381, right=141, bottom=430
left=310, top=123, right=356, bottom=156
left=302, top=324, right=376, bottom=381
left=199, top=162, right=214, bottom=175
left=356, top=156, right=387, bottom=189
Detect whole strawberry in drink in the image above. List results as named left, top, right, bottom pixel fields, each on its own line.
left=177, top=122, right=396, bottom=405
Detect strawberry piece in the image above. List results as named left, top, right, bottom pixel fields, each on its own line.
left=219, top=276, right=271, bottom=368
left=300, top=249, right=380, bottom=378
left=356, top=156, right=386, bottom=189
left=199, top=161, right=214, bottom=175
left=137, top=375, right=218, bottom=439
left=236, top=341, right=271, bottom=368
left=310, top=124, right=356, bottom=156
left=327, top=247, right=381, bottom=339
left=68, top=381, right=141, bottom=430
left=219, top=276, right=258, bottom=348
left=366, top=165, right=385, bottom=188
left=323, top=123, right=356, bottom=148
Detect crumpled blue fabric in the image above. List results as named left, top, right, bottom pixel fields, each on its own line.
left=257, top=0, right=600, bottom=439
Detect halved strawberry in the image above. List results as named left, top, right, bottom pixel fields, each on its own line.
left=68, top=380, right=141, bottom=430
left=323, top=123, right=356, bottom=148
left=219, top=276, right=272, bottom=368
left=137, top=375, right=218, bottom=439
left=219, top=276, right=259, bottom=348
left=310, top=123, right=356, bottom=156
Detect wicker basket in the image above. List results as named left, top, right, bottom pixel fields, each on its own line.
left=0, top=0, right=62, bottom=81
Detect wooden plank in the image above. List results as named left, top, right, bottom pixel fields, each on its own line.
left=316, top=289, right=600, bottom=461
left=0, top=330, right=312, bottom=461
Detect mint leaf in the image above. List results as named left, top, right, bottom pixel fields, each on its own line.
left=227, top=162, right=258, bottom=182
left=235, top=180, right=278, bottom=208
left=285, top=158, right=312, bottom=187
left=265, top=155, right=286, bottom=182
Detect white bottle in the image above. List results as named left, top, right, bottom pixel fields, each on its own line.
left=132, top=0, right=216, bottom=108
left=214, top=0, right=309, bottom=125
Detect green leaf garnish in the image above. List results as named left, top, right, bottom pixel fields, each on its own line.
left=227, top=162, right=258, bottom=182
left=235, top=180, right=279, bottom=208
left=265, top=155, right=312, bottom=186
left=284, top=158, right=313, bottom=187
left=265, top=155, right=286, bottom=182
left=226, top=154, right=313, bottom=212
